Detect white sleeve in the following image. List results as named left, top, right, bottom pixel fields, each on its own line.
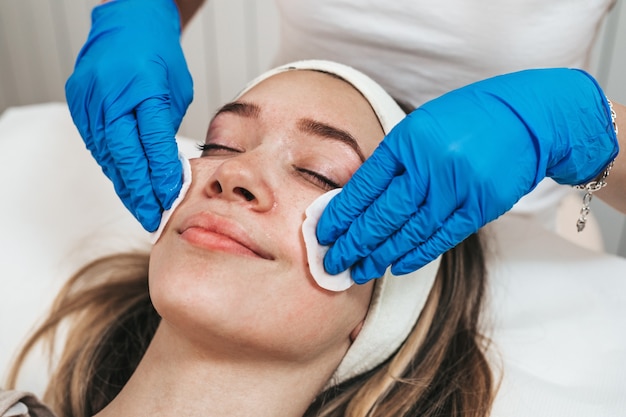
left=0, top=390, right=55, bottom=417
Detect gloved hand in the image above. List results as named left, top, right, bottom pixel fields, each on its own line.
left=317, top=68, right=619, bottom=283
left=65, top=0, right=193, bottom=232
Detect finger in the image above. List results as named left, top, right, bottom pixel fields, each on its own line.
left=105, top=113, right=162, bottom=231
left=97, top=146, right=132, bottom=212
left=391, top=208, right=478, bottom=275
left=349, top=192, right=449, bottom=282
left=322, top=170, right=425, bottom=275
left=136, top=96, right=183, bottom=210
left=99, top=150, right=161, bottom=231
left=316, top=141, right=402, bottom=245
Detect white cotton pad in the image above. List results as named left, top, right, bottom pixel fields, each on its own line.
left=150, top=154, right=192, bottom=244
left=302, top=188, right=355, bottom=292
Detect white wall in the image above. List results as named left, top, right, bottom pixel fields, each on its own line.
left=0, top=0, right=280, bottom=140
left=588, top=0, right=626, bottom=256
left=0, top=0, right=624, bottom=256
left=178, top=0, right=280, bottom=142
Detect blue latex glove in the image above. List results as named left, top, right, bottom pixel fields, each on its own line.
left=317, top=69, right=619, bottom=283
left=65, top=0, right=192, bottom=232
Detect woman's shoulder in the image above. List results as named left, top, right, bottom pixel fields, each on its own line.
left=0, top=390, right=55, bottom=417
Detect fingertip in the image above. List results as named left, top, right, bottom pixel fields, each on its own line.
left=131, top=186, right=165, bottom=233
left=315, top=215, right=335, bottom=246
left=350, top=266, right=374, bottom=285
left=138, top=211, right=162, bottom=233
left=390, top=262, right=412, bottom=276
left=322, top=231, right=370, bottom=277
left=316, top=195, right=345, bottom=245
left=353, top=255, right=388, bottom=281
left=322, top=249, right=344, bottom=275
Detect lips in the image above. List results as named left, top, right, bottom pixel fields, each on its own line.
left=178, top=212, right=274, bottom=260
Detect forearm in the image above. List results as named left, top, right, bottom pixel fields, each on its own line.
left=99, top=0, right=206, bottom=29
left=175, top=0, right=206, bottom=28
left=596, top=100, right=626, bottom=214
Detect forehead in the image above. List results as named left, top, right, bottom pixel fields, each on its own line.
left=236, top=70, right=385, bottom=157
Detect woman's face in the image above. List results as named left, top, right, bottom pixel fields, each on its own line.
left=150, top=70, right=384, bottom=367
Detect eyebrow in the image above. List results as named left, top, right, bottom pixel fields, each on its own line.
left=211, top=101, right=261, bottom=121
left=211, top=101, right=365, bottom=161
left=297, top=118, right=365, bottom=162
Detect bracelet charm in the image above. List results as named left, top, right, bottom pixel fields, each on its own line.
left=575, top=98, right=618, bottom=232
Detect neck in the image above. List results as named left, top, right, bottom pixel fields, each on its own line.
left=93, top=323, right=337, bottom=417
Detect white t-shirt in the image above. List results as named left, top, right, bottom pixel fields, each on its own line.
left=274, top=0, right=615, bottom=107
left=272, top=0, right=617, bottom=215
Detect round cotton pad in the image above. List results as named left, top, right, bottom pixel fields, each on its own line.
left=302, top=189, right=355, bottom=291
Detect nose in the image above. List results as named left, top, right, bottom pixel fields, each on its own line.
left=205, top=156, right=275, bottom=211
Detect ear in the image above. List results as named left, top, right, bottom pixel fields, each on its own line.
left=349, top=320, right=365, bottom=343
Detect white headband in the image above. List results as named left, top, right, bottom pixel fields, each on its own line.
left=154, top=60, right=441, bottom=387
left=236, top=60, right=440, bottom=387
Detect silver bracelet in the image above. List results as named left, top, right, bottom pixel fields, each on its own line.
left=575, top=98, right=618, bottom=232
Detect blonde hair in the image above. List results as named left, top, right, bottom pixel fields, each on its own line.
left=305, top=232, right=494, bottom=417
left=7, top=233, right=493, bottom=417
left=7, top=252, right=158, bottom=416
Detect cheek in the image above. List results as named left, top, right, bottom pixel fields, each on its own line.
left=273, top=205, right=374, bottom=353
left=279, top=281, right=373, bottom=363
left=273, top=179, right=325, bottom=260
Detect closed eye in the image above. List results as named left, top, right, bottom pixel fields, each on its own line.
left=197, top=143, right=242, bottom=156
left=296, top=167, right=340, bottom=191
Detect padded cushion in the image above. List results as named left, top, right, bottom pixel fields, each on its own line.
left=0, top=103, right=199, bottom=392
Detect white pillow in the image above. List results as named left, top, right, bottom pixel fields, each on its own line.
left=0, top=103, right=199, bottom=393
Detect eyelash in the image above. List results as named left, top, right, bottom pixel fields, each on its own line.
left=197, top=143, right=241, bottom=154
left=197, top=143, right=340, bottom=191
left=295, top=167, right=340, bottom=191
